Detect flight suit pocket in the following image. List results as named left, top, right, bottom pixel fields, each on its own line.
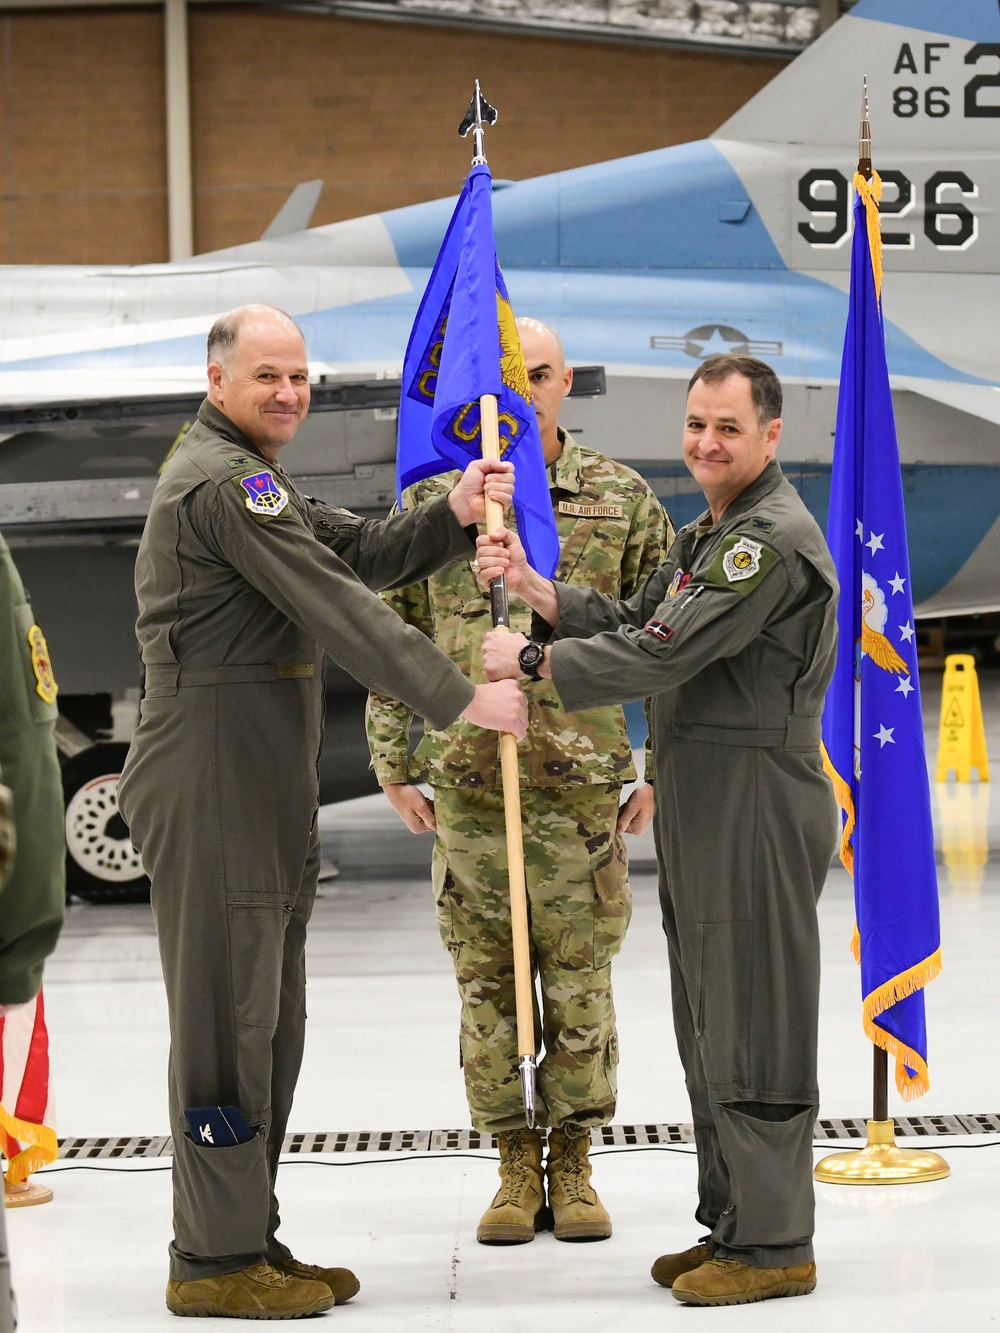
left=593, top=835, right=632, bottom=968
left=175, top=1130, right=270, bottom=1258
left=695, top=920, right=752, bottom=1089
left=225, top=896, right=293, bottom=1030
left=12, top=602, right=58, bottom=725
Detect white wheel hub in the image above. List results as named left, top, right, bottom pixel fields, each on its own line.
left=65, top=773, right=144, bottom=883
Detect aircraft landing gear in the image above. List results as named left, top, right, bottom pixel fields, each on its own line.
left=61, top=742, right=149, bottom=903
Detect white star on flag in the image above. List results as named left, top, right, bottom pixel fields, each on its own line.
left=866, top=532, right=885, bottom=555
left=899, top=622, right=915, bottom=643
left=874, top=724, right=895, bottom=747
left=856, top=519, right=864, bottom=540
left=889, top=572, right=906, bottom=595
left=895, top=675, right=914, bottom=697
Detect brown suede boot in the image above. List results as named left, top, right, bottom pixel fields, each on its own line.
left=166, top=1261, right=334, bottom=1318
left=476, top=1129, right=547, bottom=1244
left=671, top=1258, right=817, bottom=1306
left=546, top=1127, right=612, bottom=1242
left=651, top=1243, right=712, bottom=1288
left=275, top=1257, right=360, bottom=1304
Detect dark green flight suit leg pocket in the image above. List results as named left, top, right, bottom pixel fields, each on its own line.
left=172, top=1131, right=272, bottom=1268
left=710, top=1103, right=816, bottom=1267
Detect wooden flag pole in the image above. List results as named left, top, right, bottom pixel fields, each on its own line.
left=480, top=391, right=537, bottom=1127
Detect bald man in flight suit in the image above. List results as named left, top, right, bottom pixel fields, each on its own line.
left=118, top=305, right=527, bottom=1320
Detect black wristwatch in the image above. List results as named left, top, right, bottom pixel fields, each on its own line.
left=517, top=641, right=545, bottom=681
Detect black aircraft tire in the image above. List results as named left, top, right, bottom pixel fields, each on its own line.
left=61, top=743, right=149, bottom=903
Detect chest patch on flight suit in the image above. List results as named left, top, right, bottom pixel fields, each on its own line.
left=667, top=570, right=692, bottom=598
left=557, top=502, right=624, bottom=519
left=27, top=624, right=58, bottom=703
left=644, top=620, right=673, bottom=643
left=706, top=532, right=779, bottom=596
left=238, top=471, right=289, bottom=517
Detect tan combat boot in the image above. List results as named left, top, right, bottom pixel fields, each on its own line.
left=275, top=1257, right=360, bottom=1304
left=671, top=1257, right=817, bottom=1306
left=546, top=1126, right=612, bottom=1241
left=651, top=1242, right=712, bottom=1288
left=477, top=1129, right=547, bottom=1244
left=166, top=1260, right=334, bottom=1318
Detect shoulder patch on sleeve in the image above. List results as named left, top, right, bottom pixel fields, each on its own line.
left=235, top=470, right=289, bottom=518
left=705, top=532, right=778, bottom=596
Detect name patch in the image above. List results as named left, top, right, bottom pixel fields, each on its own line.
left=239, top=471, right=289, bottom=517
left=557, top=502, right=624, bottom=519
left=644, top=620, right=673, bottom=643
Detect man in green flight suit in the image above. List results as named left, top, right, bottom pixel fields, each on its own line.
left=366, top=319, right=671, bottom=1244
left=117, top=305, right=528, bottom=1320
left=479, top=354, right=839, bottom=1306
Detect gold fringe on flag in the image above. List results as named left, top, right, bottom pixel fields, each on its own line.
left=819, top=740, right=940, bottom=1096
left=821, top=741, right=855, bottom=876
left=853, top=170, right=884, bottom=306
left=0, top=1105, right=58, bottom=1185
left=861, top=948, right=944, bottom=1099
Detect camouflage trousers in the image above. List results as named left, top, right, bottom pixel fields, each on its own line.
left=431, top=783, right=632, bottom=1134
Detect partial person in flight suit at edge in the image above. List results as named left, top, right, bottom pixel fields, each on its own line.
left=117, top=305, right=528, bottom=1321
left=478, top=354, right=839, bottom=1309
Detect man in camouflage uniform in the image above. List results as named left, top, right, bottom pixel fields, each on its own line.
left=367, top=319, right=671, bottom=1245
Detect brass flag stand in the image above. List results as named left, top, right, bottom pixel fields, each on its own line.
left=814, top=1047, right=949, bottom=1185
left=461, top=83, right=537, bottom=1127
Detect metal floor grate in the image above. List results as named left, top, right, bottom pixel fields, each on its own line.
left=55, top=1113, right=1000, bottom=1160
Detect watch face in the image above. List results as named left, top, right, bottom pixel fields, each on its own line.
left=519, top=642, right=544, bottom=670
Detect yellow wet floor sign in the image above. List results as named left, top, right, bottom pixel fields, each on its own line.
left=936, top=654, right=990, bottom=782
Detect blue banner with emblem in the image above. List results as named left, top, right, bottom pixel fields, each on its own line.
left=821, top=173, right=942, bottom=1099
left=396, top=163, right=560, bottom=578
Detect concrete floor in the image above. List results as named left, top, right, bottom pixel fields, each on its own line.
left=9, top=671, right=999, bottom=1329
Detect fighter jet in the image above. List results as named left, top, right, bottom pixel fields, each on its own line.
left=0, top=0, right=996, bottom=897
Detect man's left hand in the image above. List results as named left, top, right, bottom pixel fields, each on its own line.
left=482, top=630, right=528, bottom=681
left=448, top=459, right=515, bottom=527
left=617, top=783, right=654, bottom=835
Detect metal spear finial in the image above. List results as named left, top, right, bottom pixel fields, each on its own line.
left=459, top=80, right=498, bottom=166
left=858, top=75, right=872, bottom=180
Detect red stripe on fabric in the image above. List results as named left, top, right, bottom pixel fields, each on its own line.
left=13, top=993, right=50, bottom=1126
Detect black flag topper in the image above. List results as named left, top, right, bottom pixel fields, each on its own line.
left=459, top=80, right=498, bottom=165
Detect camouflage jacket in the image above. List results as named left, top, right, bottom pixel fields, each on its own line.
left=366, top=432, right=671, bottom=790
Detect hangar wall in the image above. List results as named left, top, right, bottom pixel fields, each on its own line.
left=0, top=5, right=784, bottom=265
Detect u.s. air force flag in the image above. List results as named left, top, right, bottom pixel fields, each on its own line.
left=396, top=163, right=560, bottom=578
left=821, top=171, right=942, bottom=1099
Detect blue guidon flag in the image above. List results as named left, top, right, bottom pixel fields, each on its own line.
left=396, top=163, right=560, bottom=578
left=821, top=170, right=942, bottom=1099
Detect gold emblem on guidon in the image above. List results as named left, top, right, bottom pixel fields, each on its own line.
left=27, top=624, right=58, bottom=703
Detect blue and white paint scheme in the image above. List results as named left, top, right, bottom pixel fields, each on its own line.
left=0, top=0, right=997, bottom=615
